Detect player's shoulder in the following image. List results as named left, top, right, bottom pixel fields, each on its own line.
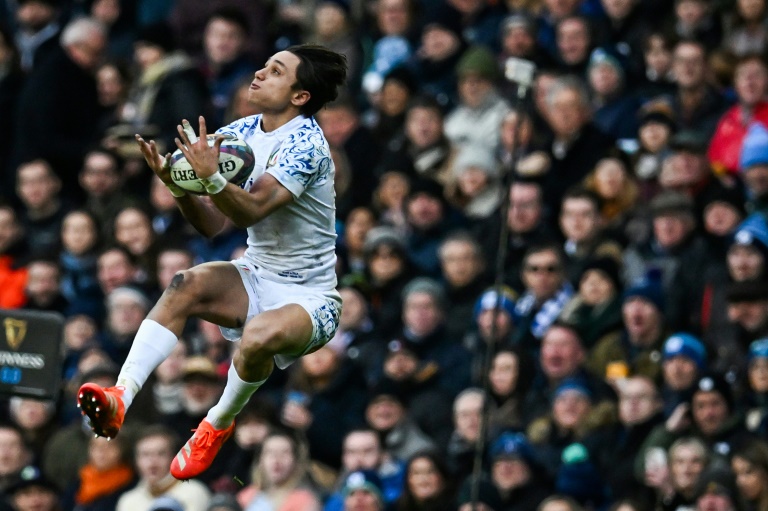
left=285, top=116, right=329, bottom=151
left=216, top=114, right=261, bottom=139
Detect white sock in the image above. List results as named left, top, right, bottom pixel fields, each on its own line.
left=116, top=319, right=178, bottom=410
left=206, top=363, right=265, bottom=429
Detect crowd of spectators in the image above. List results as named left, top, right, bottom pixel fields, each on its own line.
left=4, top=0, right=768, bottom=511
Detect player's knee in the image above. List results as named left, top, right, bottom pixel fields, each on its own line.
left=240, top=322, right=287, bottom=359
left=164, top=269, right=203, bottom=302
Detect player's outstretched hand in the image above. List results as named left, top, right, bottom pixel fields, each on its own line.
left=175, top=116, right=226, bottom=179
left=135, top=134, right=173, bottom=185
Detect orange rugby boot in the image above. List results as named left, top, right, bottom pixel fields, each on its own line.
left=77, top=383, right=126, bottom=439
left=170, top=419, right=235, bottom=480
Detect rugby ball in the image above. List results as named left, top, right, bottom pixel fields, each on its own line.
left=169, top=135, right=255, bottom=194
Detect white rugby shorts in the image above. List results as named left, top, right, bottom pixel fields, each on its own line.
left=219, top=257, right=342, bottom=369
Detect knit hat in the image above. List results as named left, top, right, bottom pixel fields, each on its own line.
left=749, top=338, right=768, bottom=362
left=701, top=185, right=747, bottom=218
left=694, top=468, right=740, bottom=504
left=456, top=45, right=499, bottom=81
left=730, top=213, right=768, bottom=259
left=553, top=377, right=595, bottom=402
left=650, top=190, right=695, bottom=218
left=638, top=104, right=677, bottom=132
left=662, top=333, right=707, bottom=369
left=384, top=65, right=418, bottom=95
left=588, top=48, right=625, bottom=82
left=740, top=122, right=768, bottom=171
left=501, top=14, right=536, bottom=37
left=342, top=470, right=384, bottom=504
left=623, top=271, right=665, bottom=312
left=422, top=5, right=464, bottom=40
left=556, top=443, right=607, bottom=507
left=489, top=432, right=537, bottom=465
left=580, top=256, right=622, bottom=291
left=453, top=144, right=499, bottom=178
left=136, top=22, right=176, bottom=52
left=362, top=226, right=407, bottom=256
left=5, top=466, right=58, bottom=496
left=402, top=277, right=446, bottom=310
left=692, top=373, right=734, bottom=411
left=473, top=287, right=517, bottom=322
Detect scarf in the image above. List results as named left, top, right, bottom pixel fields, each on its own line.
left=515, top=283, right=574, bottom=339
left=76, top=464, right=134, bottom=504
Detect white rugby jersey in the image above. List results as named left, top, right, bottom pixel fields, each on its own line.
left=216, top=114, right=337, bottom=289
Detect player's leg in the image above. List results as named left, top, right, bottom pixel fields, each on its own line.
left=170, top=304, right=316, bottom=479
left=79, top=262, right=249, bottom=438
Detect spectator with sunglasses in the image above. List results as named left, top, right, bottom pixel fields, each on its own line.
left=510, top=243, right=574, bottom=357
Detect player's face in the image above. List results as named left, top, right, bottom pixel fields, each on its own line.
left=248, top=51, right=307, bottom=114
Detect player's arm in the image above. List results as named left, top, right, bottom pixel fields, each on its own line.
left=135, top=134, right=227, bottom=238
left=174, top=116, right=295, bottom=228
left=208, top=174, right=294, bottom=228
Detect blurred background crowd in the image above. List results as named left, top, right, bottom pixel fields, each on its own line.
left=4, top=0, right=768, bottom=510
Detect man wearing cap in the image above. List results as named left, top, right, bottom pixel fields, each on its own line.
left=5, top=465, right=58, bottom=511
left=623, top=190, right=710, bottom=329
left=443, top=45, right=511, bottom=153
left=160, top=356, right=235, bottom=486
left=342, top=470, right=385, bottom=511
left=590, top=273, right=669, bottom=381
left=640, top=372, right=753, bottom=471
left=693, top=468, right=742, bottom=511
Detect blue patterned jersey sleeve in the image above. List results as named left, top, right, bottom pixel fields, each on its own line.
left=215, top=114, right=260, bottom=139
left=266, top=128, right=332, bottom=198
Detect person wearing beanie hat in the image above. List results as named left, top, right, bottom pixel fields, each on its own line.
left=472, top=287, right=518, bottom=349
left=745, top=339, right=768, bottom=431
left=447, top=143, right=504, bottom=219
left=587, top=47, right=642, bottom=140
left=729, top=214, right=768, bottom=278
left=559, top=256, right=624, bottom=349
left=690, top=372, right=737, bottom=433
left=623, top=272, right=666, bottom=312
left=726, top=279, right=768, bottom=343
left=342, top=470, right=385, bottom=508
left=444, top=44, right=512, bottom=153
left=693, top=467, right=742, bottom=511
left=739, top=123, right=768, bottom=215
left=663, top=333, right=707, bottom=370
left=555, top=443, right=608, bottom=508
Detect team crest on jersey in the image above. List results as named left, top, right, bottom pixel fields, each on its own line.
left=267, top=150, right=280, bottom=168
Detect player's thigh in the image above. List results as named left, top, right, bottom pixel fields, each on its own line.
left=241, top=304, right=314, bottom=357
left=174, top=261, right=250, bottom=328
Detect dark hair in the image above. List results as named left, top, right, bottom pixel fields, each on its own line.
left=562, top=186, right=603, bottom=212
left=208, top=6, right=250, bottom=35
left=83, top=144, right=125, bottom=173
left=286, top=45, right=348, bottom=117
left=98, top=244, right=137, bottom=265
left=406, top=94, right=445, bottom=116
left=522, top=242, right=566, bottom=267
left=398, top=450, right=455, bottom=509
left=135, top=424, right=181, bottom=452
